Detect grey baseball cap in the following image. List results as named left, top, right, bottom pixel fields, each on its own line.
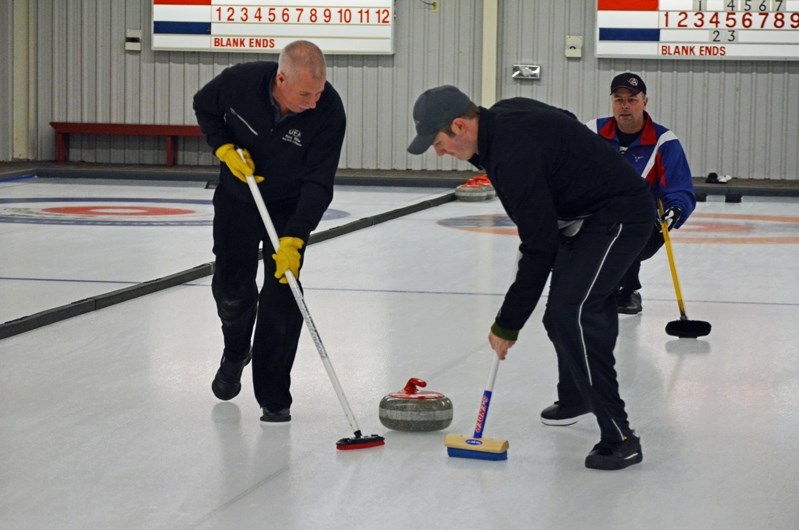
left=407, top=85, right=472, bottom=155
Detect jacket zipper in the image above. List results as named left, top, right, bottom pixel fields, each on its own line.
left=229, top=107, right=259, bottom=136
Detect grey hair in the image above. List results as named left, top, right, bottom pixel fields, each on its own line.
left=278, top=40, right=326, bottom=81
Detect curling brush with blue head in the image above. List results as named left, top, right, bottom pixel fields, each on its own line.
left=444, top=355, right=508, bottom=460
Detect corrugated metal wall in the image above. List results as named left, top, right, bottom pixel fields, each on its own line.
left=30, top=0, right=483, bottom=171
left=1, top=1, right=14, bottom=161
left=9, top=0, right=799, bottom=179
left=496, top=1, right=799, bottom=181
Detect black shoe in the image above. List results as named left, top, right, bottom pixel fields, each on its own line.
left=617, top=291, right=642, bottom=315
left=540, top=401, right=591, bottom=426
left=211, top=351, right=252, bottom=401
left=260, top=407, right=291, bottom=423
left=585, top=434, right=643, bottom=470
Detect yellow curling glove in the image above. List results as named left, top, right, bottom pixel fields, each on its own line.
left=214, top=143, right=263, bottom=183
left=273, top=237, right=304, bottom=284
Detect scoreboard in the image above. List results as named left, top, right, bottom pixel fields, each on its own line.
left=596, top=0, right=799, bottom=60
left=152, top=0, right=395, bottom=54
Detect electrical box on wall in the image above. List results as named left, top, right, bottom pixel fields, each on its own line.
left=565, top=35, right=583, bottom=58
left=512, top=64, right=541, bottom=80
left=125, top=29, right=142, bottom=52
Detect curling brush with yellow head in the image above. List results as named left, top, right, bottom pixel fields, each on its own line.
left=444, top=355, right=509, bottom=460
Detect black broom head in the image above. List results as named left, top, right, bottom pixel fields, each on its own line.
left=666, top=319, right=711, bottom=339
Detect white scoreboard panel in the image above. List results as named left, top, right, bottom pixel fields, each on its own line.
left=152, top=0, right=395, bottom=54
left=596, top=0, right=799, bottom=60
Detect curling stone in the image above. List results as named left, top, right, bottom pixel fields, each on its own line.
left=471, top=175, right=496, bottom=199
left=379, top=378, right=453, bottom=432
left=455, top=181, right=488, bottom=202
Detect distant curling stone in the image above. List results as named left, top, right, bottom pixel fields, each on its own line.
left=455, top=175, right=494, bottom=202
left=472, top=175, right=495, bottom=199
left=379, top=378, right=453, bottom=432
left=455, top=181, right=487, bottom=202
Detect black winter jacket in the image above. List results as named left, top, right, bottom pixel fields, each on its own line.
left=471, top=98, right=653, bottom=334
left=193, top=61, right=346, bottom=242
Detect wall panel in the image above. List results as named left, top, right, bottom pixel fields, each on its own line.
left=0, top=1, right=13, bottom=161
left=495, top=0, right=799, bottom=180
left=16, top=0, right=799, bottom=179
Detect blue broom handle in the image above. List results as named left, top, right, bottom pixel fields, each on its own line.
left=473, top=355, right=500, bottom=439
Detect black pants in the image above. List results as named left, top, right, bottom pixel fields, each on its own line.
left=618, top=224, right=664, bottom=293
left=543, top=219, right=651, bottom=442
left=211, top=186, right=304, bottom=411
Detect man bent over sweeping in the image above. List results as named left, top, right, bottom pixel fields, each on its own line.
left=407, top=85, right=651, bottom=470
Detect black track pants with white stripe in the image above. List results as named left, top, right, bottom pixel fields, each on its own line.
left=543, top=219, right=651, bottom=443
left=212, top=185, right=305, bottom=411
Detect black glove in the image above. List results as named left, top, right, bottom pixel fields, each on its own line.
left=658, top=206, right=682, bottom=231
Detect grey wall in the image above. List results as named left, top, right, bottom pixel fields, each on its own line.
left=496, top=1, right=799, bottom=181
left=5, top=0, right=799, bottom=180
left=23, top=0, right=483, bottom=171
left=0, top=1, right=13, bottom=161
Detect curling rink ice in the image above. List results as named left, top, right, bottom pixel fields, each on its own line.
left=1, top=177, right=798, bottom=529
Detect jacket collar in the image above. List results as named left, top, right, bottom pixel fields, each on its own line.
left=598, top=111, right=657, bottom=146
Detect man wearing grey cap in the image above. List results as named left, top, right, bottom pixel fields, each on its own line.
left=586, top=72, right=696, bottom=316
left=408, top=85, right=652, bottom=470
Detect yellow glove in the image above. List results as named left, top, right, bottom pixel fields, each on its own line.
left=215, top=143, right=263, bottom=184
left=273, top=237, right=304, bottom=284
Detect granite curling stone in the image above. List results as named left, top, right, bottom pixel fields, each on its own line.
left=471, top=175, right=496, bottom=199
left=454, top=180, right=488, bottom=202
left=379, top=378, right=453, bottom=432
left=454, top=175, right=494, bottom=201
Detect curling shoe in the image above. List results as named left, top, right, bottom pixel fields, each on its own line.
left=617, top=290, right=642, bottom=315
left=585, top=434, right=643, bottom=470
left=211, top=350, right=252, bottom=401
left=540, top=401, right=591, bottom=426
left=260, top=407, right=291, bottom=424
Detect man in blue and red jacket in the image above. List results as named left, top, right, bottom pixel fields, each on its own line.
left=586, top=72, right=696, bottom=315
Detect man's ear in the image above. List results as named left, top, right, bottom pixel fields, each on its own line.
left=451, top=117, right=465, bottom=133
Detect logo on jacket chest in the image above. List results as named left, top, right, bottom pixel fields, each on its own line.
left=282, top=128, right=303, bottom=147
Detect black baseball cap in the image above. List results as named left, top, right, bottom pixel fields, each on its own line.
left=610, top=72, right=647, bottom=95
left=407, top=85, right=472, bottom=155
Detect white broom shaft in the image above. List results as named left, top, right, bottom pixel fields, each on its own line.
left=485, top=353, right=500, bottom=392
left=471, top=253, right=518, bottom=437
left=243, top=171, right=362, bottom=435
left=473, top=355, right=500, bottom=438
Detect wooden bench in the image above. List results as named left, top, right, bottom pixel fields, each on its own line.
left=50, top=122, right=203, bottom=167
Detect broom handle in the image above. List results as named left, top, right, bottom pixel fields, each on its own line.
left=241, top=155, right=363, bottom=436
left=658, top=199, right=687, bottom=319
left=470, top=252, right=517, bottom=438
left=473, top=355, right=500, bottom=439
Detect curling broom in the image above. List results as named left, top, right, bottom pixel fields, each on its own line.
left=239, top=150, right=384, bottom=450
left=658, top=199, right=711, bottom=339
left=444, top=355, right=509, bottom=460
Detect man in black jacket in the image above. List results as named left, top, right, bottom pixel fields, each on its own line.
left=194, top=40, right=346, bottom=423
left=408, top=85, right=651, bottom=470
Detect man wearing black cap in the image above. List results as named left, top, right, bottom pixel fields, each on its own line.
left=408, top=85, right=652, bottom=470
left=586, top=72, right=696, bottom=315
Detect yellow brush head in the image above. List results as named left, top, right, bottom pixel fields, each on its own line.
left=444, top=433, right=509, bottom=454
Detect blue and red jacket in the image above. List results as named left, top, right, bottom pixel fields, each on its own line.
left=585, top=112, right=695, bottom=227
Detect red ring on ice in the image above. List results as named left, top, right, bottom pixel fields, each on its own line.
left=41, top=206, right=195, bottom=217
